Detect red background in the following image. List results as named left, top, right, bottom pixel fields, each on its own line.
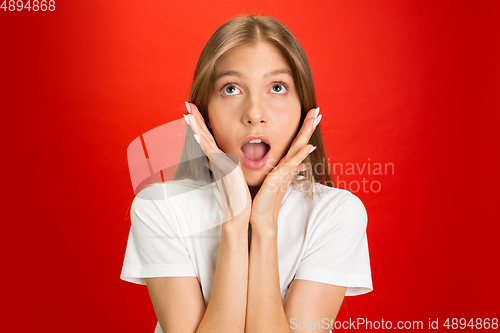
left=2, top=0, right=499, bottom=331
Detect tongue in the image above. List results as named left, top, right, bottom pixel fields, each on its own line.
left=241, top=143, right=269, bottom=161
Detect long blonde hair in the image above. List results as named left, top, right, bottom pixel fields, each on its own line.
left=174, top=14, right=334, bottom=197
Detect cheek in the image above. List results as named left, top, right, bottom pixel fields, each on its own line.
left=209, top=119, right=234, bottom=152
left=280, top=108, right=301, bottom=137
left=273, top=113, right=301, bottom=156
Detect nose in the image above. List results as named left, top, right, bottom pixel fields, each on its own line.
left=241, top=98, right=267, bottom=126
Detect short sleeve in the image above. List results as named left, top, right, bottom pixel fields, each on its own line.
left=294, top=193, right=373, bottom=296
left=120, top=185, right=196, bottom=285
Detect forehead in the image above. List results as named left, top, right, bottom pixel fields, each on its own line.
left=214, top=42, right=292, bottom=78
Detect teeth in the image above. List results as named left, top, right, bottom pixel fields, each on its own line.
left=248, top=139, right=263, bottom=144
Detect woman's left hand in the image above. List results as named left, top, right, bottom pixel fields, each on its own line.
left=250, top=107, right=322, bottom=234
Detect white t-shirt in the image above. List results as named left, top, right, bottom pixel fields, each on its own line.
left=120, top=177, right=373, bottom=331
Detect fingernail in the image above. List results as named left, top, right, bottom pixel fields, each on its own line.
left=183, top=114, right=190, bottom=125
left=308, top=146, right=317, bottom=154
left=185, top=101, right=192, bottom=114
left=312, top=114, right=322, bottom=129
left=193, top=134, right=201, bottom=144
left=298, top=164, right=309, bottom=172
left=313, top=107, right=320, bottom=118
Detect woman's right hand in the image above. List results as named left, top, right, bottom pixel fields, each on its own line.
left=184, top=102, right=252, bottom=227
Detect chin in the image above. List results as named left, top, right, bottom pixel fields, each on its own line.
left=243, top=170, right=266, bottom=187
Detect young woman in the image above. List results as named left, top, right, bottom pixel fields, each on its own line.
left=121, top=14, right=372, bottom=333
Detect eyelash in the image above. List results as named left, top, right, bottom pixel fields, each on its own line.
left=219, top=80, right=290, bottom=94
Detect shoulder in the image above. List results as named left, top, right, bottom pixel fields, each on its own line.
left=132, top=179, right=212, bottom=210
left=130, top=180, right=197, bottom=225
left=130, top=180, right=222, bottom=235
left=129, top=183, right=171, bottom=233
left=297, top=183, right=368, bottom=233
left=318, top=184, right=366, bottom=221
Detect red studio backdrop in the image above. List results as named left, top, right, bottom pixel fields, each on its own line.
left=2, top=0, right=499, bottom=331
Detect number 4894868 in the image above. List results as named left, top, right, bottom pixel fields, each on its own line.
left=443, top=318, right=498, bottom=330
left=1, top=1, right=56, bottom=11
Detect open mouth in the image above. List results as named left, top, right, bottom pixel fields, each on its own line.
left=240, top=138, right=271, bottom=170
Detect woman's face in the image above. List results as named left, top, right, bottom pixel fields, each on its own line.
left=207, top=42, right=302, bottom=187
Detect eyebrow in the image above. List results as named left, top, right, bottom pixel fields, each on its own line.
left=214, top=68, right=293, bottom=81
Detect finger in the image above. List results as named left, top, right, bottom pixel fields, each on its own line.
left=194, top=133, right=217, bottom=173
left=185, top=111, right=211, bottom=143
left=193, top=132, right=208, bottom=155
left=195, top=131, right=239, bottom=176
left=289, top=107, right=320, bottom=154
left=285, top=107, right=321, bottom=162
left=294, top=107, right=319, bottom=141
left=194, top=129, right=222, bottom=157
left=194, top=129, right=220, bottom=156
left=186, top=113, right=222, bottom=157
left=297, top=163, right=310, bottom=173
left=281, top=144, right=316, bottom=175
left=186, top=103, right=217, bottom=146
left=188, top=104, right=232, bottom=161
left=183, top=102, right=209, bottom=140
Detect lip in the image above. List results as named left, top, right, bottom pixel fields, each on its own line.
left=240, top=135, right=271, bottom=170
left=240, top=135, right=271, bottom=147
